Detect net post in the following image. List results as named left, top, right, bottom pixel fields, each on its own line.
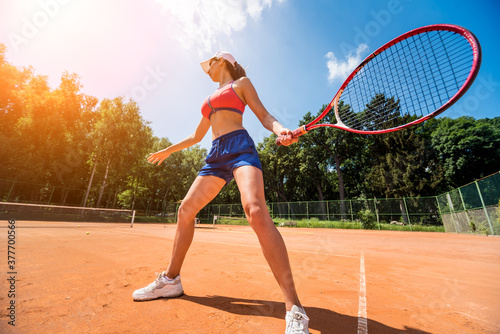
left=212, top=215, right=217, bottom=227
left=131, top=210, right=136, bottom=228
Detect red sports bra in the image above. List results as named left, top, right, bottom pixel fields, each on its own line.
left=201, top=81, right=246, bottom=119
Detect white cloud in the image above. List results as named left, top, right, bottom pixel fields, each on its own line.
left=154, top=0, right=283, bottom=55
left=325, top=43, right=368, bottom=83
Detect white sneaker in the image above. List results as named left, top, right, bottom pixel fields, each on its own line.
left=285, top=305, right=310, bottom=334
left=132, top=272, right=184, bottom=301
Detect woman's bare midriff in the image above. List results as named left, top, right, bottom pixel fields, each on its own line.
left=210, top=110, right=246, bottom=140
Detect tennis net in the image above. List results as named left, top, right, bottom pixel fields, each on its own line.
left=0, top=202, right=135, bottom=225
left=212, top=215, right=248, bottom=226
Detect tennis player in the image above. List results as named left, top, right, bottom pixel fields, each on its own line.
left=133, top=51, right=309, bottom=333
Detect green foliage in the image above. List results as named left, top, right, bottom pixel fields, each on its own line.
left=469, top=216, right=491, bottom=235
left=494, top=199, right=500, bottom=235
left=378, top=223, right=445, bottom=232
left=257, top=133, right=303, bottom=202
left=214, top=181, right=241, bottom=204
left=431, top=116, right=500, bottom=187
left=91, top=97, right=153, bottom=207
left=271, top=218, right=444, bottom=232
left=1, top=41, right=499, bottom=215
left=365, top=96, right=445, bottom=198
left=0, top=43, right=201, bottom=209
left=497, top=199, right=500, bottom=222
left=358, top=209, right=377, bottom=229
left=0, top=59, right=100, bottom=193
left=273, top=218, right=362, bottom=229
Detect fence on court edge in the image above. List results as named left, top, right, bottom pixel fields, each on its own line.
left=436, top=171, right=500, bottom=235
left=198, top=197, right=441, bottom=229
left=197, top=172, right=500, bottom=235
left=1, top=172, right=499, bottom=235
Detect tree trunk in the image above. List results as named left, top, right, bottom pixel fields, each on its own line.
left=97, top=158, right=111, bottom=208
left=274, top=175, right=288, bottom=202
left=162, top=190, right=169, bottom=217
left=83, top=159, right=97, bottom=208
left=323, top=143, right=348, bottom=220
left=316, top=182, right=327, bottom=219
left=334, top=155, right=348, bottom=219
left=62, top=187, right=69, bottom=205
left=112, top=188, right=118, bottom=208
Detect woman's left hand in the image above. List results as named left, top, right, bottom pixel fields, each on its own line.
left=147, top=149, right=171, bottom=165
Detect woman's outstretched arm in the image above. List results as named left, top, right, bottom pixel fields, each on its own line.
left=147, top=116, right=211, bottom=165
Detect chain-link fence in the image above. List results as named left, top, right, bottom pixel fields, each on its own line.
left=197, top=172, right=499, bottom=234
left=437, top=172, right=500, bottom=235
left=3, top=172, right=499, bottom=233
left=266, top=197, right=440, bottom=225
left=197, top=196, right=441, bottom=229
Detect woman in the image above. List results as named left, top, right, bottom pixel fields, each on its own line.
left=133, top=51, right=309, bottom=334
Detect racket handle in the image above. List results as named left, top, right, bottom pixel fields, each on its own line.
left=276, top=126, right=308, bottom=146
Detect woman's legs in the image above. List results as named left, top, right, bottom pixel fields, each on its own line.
left=233, top=165, right=302, bottom=311
left=165, top=175, right=226, bottom=279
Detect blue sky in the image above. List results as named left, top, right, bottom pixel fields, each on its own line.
left=1, top=0, right=499, bottom=150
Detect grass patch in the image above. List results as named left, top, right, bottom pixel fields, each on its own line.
left=138, top=215, right=446, bottom=232
left=214, top=216, right=249, bottom=226
left=272, top=218, right=445, bottom=232
left=274, top=218, right=362, bottom=229
left=377, top=223, right=445, bottom=232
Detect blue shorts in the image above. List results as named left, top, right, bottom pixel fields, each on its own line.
left=199, top=129, right=262, bottom=184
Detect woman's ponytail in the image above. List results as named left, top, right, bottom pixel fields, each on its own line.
left=223, top=59, right=246, bottom=80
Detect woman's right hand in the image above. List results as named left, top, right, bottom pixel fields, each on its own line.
left=147, top=149, right=171, bottom=165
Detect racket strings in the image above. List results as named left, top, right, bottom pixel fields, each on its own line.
left=338, top=30, right=474, bottom=131
left=348, top=34, right=469, bottom=128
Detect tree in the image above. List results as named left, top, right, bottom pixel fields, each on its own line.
left=364, top=95, right=445, bottom=223
left=119, top=136, right=207, bottom=211
left=90, top=98, right=152, bottom=207
left=0, top=44, right=24, bottom=180
left=258, top=134, right=302, bottom=202
left=1, top=57, right=99, bottom=202
left=431, top=116, right=500, bottom=187
left=298, top=103, right=366, bottom=217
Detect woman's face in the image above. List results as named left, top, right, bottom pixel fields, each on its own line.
left=207, top=58, right=223, bottom=81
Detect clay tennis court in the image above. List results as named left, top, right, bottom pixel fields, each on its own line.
left=1, top=221, right=499, bottom=333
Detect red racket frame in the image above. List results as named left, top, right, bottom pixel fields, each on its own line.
left=277, top=24, right=482, bottom=145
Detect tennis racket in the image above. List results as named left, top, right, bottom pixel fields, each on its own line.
left=276, top=24, right=481, bottom=145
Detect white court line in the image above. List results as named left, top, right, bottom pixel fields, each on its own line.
left=358, top=252, right=368, bottom=334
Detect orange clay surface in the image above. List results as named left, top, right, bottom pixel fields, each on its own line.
left=1, top=221, right=499, bottom=334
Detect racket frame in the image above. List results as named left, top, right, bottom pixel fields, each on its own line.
left=279, top=24, right=482, bottom=144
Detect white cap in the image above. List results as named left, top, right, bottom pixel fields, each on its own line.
left=200, top=51, right=236, bottom=74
